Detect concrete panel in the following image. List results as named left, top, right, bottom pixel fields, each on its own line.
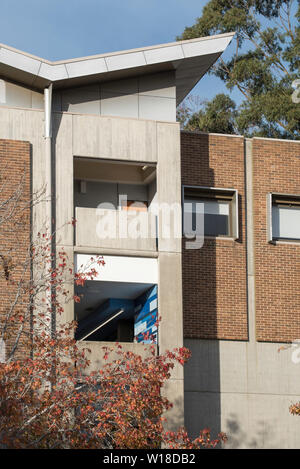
left=72, top=114, right=157, bottom=162
left=0, top=80, right=43, bottom=110
left=52, top=91, right=62, bottom=112
left=158, top=252, right=184, bottom=426
left=79, top=341, right=154, bottom=373
left=184, top=338, right=300, bottom=448
left=158, top=252, right=183, bottom=379
left=110, top=118, right=157, bottom=162
left=53, top=113, right=74, bottom=245
left=56, top=245, right=74, bottom=325
left=219, top=392, right=300, bottom=449
left=61, top=85, right=100, bottom=114
left=185, top=392, right=221, bottom=440
left=156, top=122, right=181, bottom=253
left=31, top=90, right=44, bottom=110
left=75, top=207, right=157, bottom=252
left=163, top=379, right=184, bottom=430
left=72, top=114, right=112, bottom=158
left=139, top=72, right=176, bottom=99
left=101, top=91, right=138, bottom=119
left=101, top=77, right=138, bottom=95
left=5, top=81, right=32, bottom=108
left=139, top=95, right=176, bottom=122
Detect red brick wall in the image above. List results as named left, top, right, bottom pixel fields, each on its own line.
left=0, top=139, right=31, bottom=358
left=181, top=132, right=248, bottom=340
left=253, top=138, right=300, bottom=343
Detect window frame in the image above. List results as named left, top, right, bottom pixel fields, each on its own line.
left=182, top=185, right=239, bottom=240
left=268, top=192, right=300, bottom=243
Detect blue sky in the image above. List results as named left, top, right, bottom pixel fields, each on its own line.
left=0, top=0, right=240, bottom=105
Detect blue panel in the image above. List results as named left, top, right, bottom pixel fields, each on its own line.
left=134, top=285, right=158, bottom=344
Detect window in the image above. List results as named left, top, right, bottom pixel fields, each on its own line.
left=183, top=186, right=239, bottom=239
left=269, top=194, right=300, bottom=241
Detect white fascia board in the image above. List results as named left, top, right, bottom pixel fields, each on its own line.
left=0, top=46, right=41, bottom=76
left=65, top=57, right=108, bottom=78
left=144, top=45, right=184, bottom=65
left=0, top=33, right=235, bottom=95
left=181, top=35, right=233, bottom=58
left=105, top=51, right=147, bottom=72
left=38, top=62, right=69, bottom=81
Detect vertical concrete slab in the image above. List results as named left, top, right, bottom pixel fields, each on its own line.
left=159, top=251, right=184, bottom=428
left=54, top=113, right=73, bottom=246
left=156, top=122, right=182, bottom=254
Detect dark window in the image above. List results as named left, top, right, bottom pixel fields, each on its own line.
left=184, top=187, right=237, bottom=239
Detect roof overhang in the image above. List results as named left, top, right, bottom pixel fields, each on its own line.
left=0, top=32, right=235, bottom=105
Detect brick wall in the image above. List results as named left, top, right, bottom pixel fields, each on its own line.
left=0, top=139, right=31, bottom=358
left=181, top=132, right=248, bottom=340
left=253, top=138, right=300, bottom=343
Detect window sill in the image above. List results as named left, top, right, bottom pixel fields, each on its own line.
left=205, top=235, right=237, bottom=241
left=270, top=239, right=300, bottom=246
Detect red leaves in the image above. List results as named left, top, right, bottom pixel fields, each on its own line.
left=0, top=223, right=223, bottom=449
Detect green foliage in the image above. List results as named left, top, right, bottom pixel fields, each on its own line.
left=177, top=0, right=300, bottom=139
left=178, top=94, right=237, bottom=134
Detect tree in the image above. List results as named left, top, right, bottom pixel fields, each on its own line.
left=177, top=0, right=300, bottom=139
left=178, top=94, right=238, bottom=134
left=0, top=166, right=226, bottom=449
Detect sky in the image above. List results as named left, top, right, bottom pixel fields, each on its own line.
left=0, top=0, right=241, bottom=105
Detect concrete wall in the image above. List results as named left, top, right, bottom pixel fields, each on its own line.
left=75, top=206, right=157, bottom=252
left=0, top=93, right=183, bottom=430
left=78, top=341, right=155, bottom=373
left=54, top=112, right=183, bottom=428
left=53, top=71, right=176, bottom=121
left=183, top=134, right=300, bottom=448
left=184, top=338, right=300, bottom=449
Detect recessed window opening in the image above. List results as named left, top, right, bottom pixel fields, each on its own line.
left=183, top=186, right=238, bottom=239
left=271, top=194, right=300, bottom=241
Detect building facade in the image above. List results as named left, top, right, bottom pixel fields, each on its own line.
left=0, top=35, right=300, bottom=448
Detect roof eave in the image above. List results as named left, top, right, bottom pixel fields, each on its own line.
left=0, top=32, right=235, bottom=104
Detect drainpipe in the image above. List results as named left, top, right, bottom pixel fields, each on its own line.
left=44, top=85, right=55, bottom=336
left=44, top=84, right=53, bottom=230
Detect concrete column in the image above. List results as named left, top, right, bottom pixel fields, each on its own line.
left=245, top=139, right=256, bottom=343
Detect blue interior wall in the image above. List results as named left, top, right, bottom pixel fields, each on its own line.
left=134, top=285, right=158, bottom=344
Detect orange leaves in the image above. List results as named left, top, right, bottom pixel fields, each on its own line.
left=290, top=403, right=300, bottom=416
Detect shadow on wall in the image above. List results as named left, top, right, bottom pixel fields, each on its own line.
left=224, top=415, right=277, bottom=449
left=181, top=134, right=221, bottom=441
